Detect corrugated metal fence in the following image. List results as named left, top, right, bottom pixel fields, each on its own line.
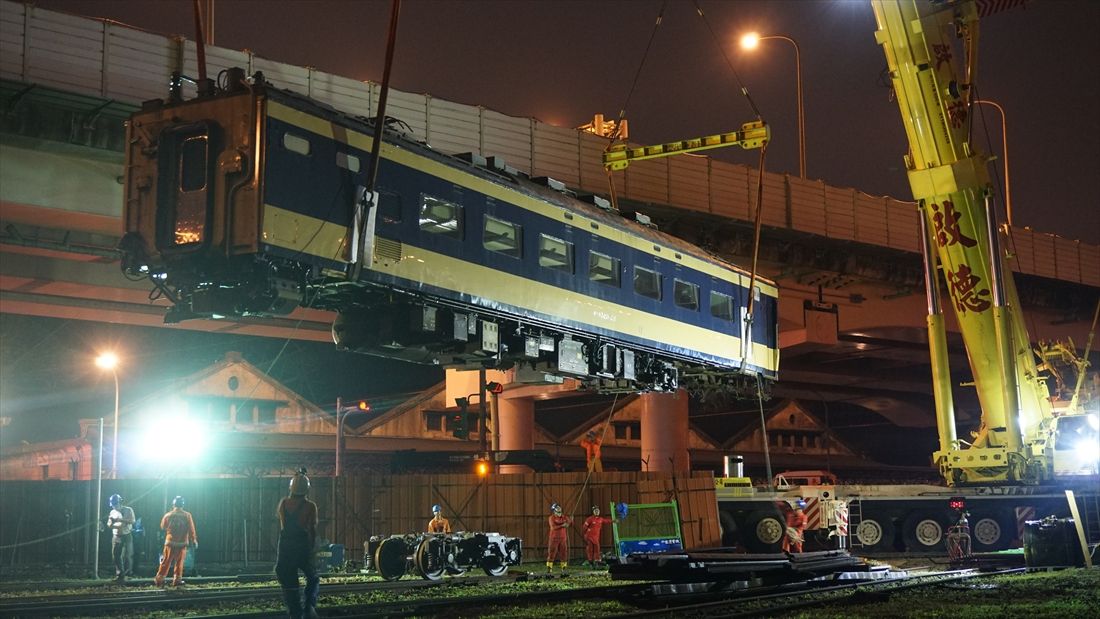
left=1, top=0, right=1096, bottom=286
left=0, top=472, right=719, bottom=569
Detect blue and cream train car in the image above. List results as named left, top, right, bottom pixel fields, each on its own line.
left=120, top=70, right=779, bottom=393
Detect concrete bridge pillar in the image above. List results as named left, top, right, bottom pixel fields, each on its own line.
left=496, top=396, right=535, bottom=474
left=640, top=390, right=690, bottom=473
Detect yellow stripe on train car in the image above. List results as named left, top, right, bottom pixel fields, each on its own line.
left=265, top=100, right=778, bottom=299
left=260, top=201, right=777, bottom=372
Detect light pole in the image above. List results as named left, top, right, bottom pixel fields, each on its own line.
left=95, top=352, right=120, bottom=479
left=974, top=99, right=1013, bottom=227
left=741, top=32, right=805, bottom=179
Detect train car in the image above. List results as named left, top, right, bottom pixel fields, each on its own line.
left=120, top=69, right=779, bottom=394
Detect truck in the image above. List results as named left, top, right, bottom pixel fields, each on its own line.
left=715, top=0, right=1099, bottom=555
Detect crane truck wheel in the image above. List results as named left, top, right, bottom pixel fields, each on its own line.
left=744, top=510, right=784, bottom=552
left=969, top=511, right=1014, bottom=551
left=855, top=517, right=894, bottom=551
left=903, top=511, right=948, bottom=551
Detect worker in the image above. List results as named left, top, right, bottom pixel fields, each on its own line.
left=106, top=493, right=135, bottom=582
left=581, top=506, right=612, bottom=568
left=427, top=504, right=452, bottom=533
left=276, top=467, right=320, bottom=619
left=782, top=499, right=808, bottom=553
left=580, top=429, right=603, bottom=473
left=546, top=502, right=572, bottom=574
left=154, top=496, right=197, bottom=587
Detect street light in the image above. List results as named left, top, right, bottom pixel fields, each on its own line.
left=335, top=398, right=371, bottom=477
left=95, top=352, right=120, bottom=479
left=974, top=99, right=1013, bottom=227
left=741, top=31, right=805, bottom=179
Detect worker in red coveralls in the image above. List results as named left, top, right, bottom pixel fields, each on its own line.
left=580, top=429, right=603, bottom=473
left=546, top=502, right=572, bottom=574
left=582, top=506, right=613, bottom=568
left=154, top=495, right=197, bottom=587
left=782, top=499, right=808, bottom=553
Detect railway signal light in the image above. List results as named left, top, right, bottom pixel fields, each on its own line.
left=949, top=496, right=966, bottom=511
left=452, top=397, right=470, bottom=439
left=475, top=458, right=490, bottom=476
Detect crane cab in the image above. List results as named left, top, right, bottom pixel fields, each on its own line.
left=1051, top=413, right=1100, bottom=477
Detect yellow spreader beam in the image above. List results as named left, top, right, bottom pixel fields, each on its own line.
left=602, top=121, right=769, bottom=171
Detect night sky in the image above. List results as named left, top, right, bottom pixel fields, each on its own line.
left=2, top=1, right=1098, bottom=443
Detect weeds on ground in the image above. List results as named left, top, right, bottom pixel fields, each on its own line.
left=786, top=568, right=1099, bottom=619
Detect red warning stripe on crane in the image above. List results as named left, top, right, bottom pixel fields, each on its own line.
left=975, top=0, right=1029, bottom=18
left=804, top=498, right=822, bottom=529
left=835, top=502, right=849, bottom=536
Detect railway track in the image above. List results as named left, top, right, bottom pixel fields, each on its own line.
left=0, top=563, right=1022, bottom=618
left=0, top=576, right=466, bottom=617
left=605, top=567, right=1026, bottom=618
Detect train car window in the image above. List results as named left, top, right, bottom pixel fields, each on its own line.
left=336, top=152, right=360, bottom=172
left=419, top=195, right=463, bottom=238
left=674, top=279, right=700, bottom=310
left=483, top=215, right=522, bottom=257
left=539, top=234, right=573, bottom=272
left=379, top=191, right=403, bottom=224
left=589, top=252, right=621, bottom=287
left=282, top=132, right=311, bottom=156
left=710, top=291, right=734, bottom=320
left=633, top=267, right=662, bottom=300
left=179, top=136, right=208, bottom=192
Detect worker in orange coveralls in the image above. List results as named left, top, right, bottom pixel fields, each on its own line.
left=580, top=429, right=603, bottom=473
left=582, top=506, right=613, bottom=568
left=546, top=502, right=572, bottom=574
left=277, top=468, right=320, bottom=619
left=427, top=504, right=452, bottom=533
left=154, top=495, right=197, bottom=587
left=782, top=499, right=808, bottom=553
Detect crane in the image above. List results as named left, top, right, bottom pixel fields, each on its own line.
left=871, top=0, right=1097, bottom=485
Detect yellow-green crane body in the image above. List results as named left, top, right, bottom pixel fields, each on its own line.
left=871, top=0, right=1062, bottom=485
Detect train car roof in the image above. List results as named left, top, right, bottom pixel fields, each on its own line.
left=260, top=83, right=775, bottom=289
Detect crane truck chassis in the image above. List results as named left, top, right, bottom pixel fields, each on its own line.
left=715, top=474, right=1097, bottom=554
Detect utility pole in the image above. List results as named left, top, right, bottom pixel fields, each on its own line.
left=93, top=417, right=103, bottom=579
left=478, top=368, right=487, bottom=457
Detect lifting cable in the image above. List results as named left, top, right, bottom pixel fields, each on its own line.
left=693, top=0, right=775, bottom=482
left=247, top=0, right=403, bottom=420
left=565, top=391, right=620, bottom=525
left=690, top=0, right=770, bottom=354
left=603, top=0, right=668, bottom=212
left=353, top=0, right=402, bottom=282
